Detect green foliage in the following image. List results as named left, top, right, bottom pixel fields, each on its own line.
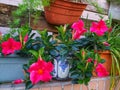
left=24, top=47, right=52, bottom=89
left=70, top=49, right=104, bottom=85
left=10, top=0, right=51, bottom=28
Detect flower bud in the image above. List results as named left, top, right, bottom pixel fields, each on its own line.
left=103, top=42, right=110, bottom=46
left=12, top=79, right=24, bottom=84
left=87, top=58, right=93, bottom=63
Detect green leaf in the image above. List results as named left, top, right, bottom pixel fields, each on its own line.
left=30, top=33, right=36, bottom=38
left=71, top=80, right=79, bottom=84
left=25, top=81, right=33, bottom=89
left=85, top=72, right=92, bottom=78
left=70, top=74, right=79, bottom=79
left=50, top=50, right=59, bottom=56
left=100, top=59, right=106, bottom=64
left=38, top=47, right=44, bottom=56
left=23, top=64, right=29, bottom=71
left=84, top=77, right=90, bottom=85
left=78, top=80, right=84, bottom=84
left=29, top=50, right=38, bottom=59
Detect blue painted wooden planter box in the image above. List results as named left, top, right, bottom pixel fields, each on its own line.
left=0, top=54, right=29, bottom=82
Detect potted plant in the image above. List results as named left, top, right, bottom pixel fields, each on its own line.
left=70, top=49, right=108, bottom=85
left=44, top=0, right=87, bottom=25
left=23, top=48, right=54, bottom=89
left=22, top=20, right=110, bottom=89
left=71, top=17, right=120, bottom=89
left=11, top=0, right=87, bottom=27
left=0, top=25, right=36, bottom=82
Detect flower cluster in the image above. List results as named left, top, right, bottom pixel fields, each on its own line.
left=70, top=48, right=109, bottom=85
left=0, top=25, right=34, bottom=56
left=90, top=20, right=108, bottom=36
left=28, top=58, right=53, bottom=84
left=5, top=18, right=118, bottom=89
left=72, top=20, right=87, bottom=40
left=1, top=38, right=22, bottom=55
left=72, top=19, right=108, bottom=39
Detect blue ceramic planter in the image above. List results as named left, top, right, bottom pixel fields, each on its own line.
left=52, top=56, right=70, bottom=80
left=0, top=54, right=29, bottom=82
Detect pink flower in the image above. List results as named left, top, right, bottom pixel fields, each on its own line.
left=24, top=34, right=29, bottom=43
left=94, top=60, right=98, bottom=66
left=71, top=20, right=87, bottom=40
left=12, top=79, right=24, bottom=84
left=1, top=38, right=22, bottom=55
left=87, top=58, right=93, bottom=63
left=90, top=20, right=108, bottom=36
left=28, top=58, right=53, bottom=84
left=95, top=63, right=109, bottom=77
left=103, top=42, right=110, bottom=46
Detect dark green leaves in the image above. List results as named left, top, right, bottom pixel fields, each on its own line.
left=25, top=81, right=33, bottom=90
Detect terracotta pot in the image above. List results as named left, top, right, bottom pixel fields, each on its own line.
left=44, top=0, right=87, bottom=25
left=98, top=50, right=112, bottom=73
left=92, top=50, right=112, bottom=77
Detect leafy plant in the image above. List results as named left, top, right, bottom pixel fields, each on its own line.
left=70, top=49, right=105, bottom=85
left=23, top=47, right=54, bottom=89
left=108, top=24, right=120, bottom=89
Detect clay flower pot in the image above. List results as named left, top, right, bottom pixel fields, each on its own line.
left=44, top=0, right=87, bottom=25
left=98, top=50, right=112, bottom=73
left=92, top=50, right=112, bottom=77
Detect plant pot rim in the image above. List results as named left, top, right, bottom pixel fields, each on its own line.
left=97, top=50, right=111, bottom=54
left=0, top=53, right=30, bottom=58
left=50, top=0, right=88, bottom=5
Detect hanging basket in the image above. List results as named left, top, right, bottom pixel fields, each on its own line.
left=44, top=0, right=87, bottom=25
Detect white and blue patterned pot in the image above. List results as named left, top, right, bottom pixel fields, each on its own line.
left=52, top=56, right=70, bottom=80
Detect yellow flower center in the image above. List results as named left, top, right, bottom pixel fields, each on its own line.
left=38, top=69, right=43, bottom=75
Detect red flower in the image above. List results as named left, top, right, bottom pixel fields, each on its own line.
left=1, top=38, right=22, bottom=55
left=87, top=58, right=93, bottom=63
left=103, top=42, right=110, bottom=46
left=71, top=20, right=87, bottom=40
left=28, top=58, right=53, bottom=84
left=90, top=20, right=108, bottom=36
left=12, top=79, right=24, bottom=84
left=24, top=34, right=29, bottom=43
left=95, top=63, right=109, bottom=77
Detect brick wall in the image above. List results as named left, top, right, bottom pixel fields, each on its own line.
left=0, top=77, right=120, bottom=90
